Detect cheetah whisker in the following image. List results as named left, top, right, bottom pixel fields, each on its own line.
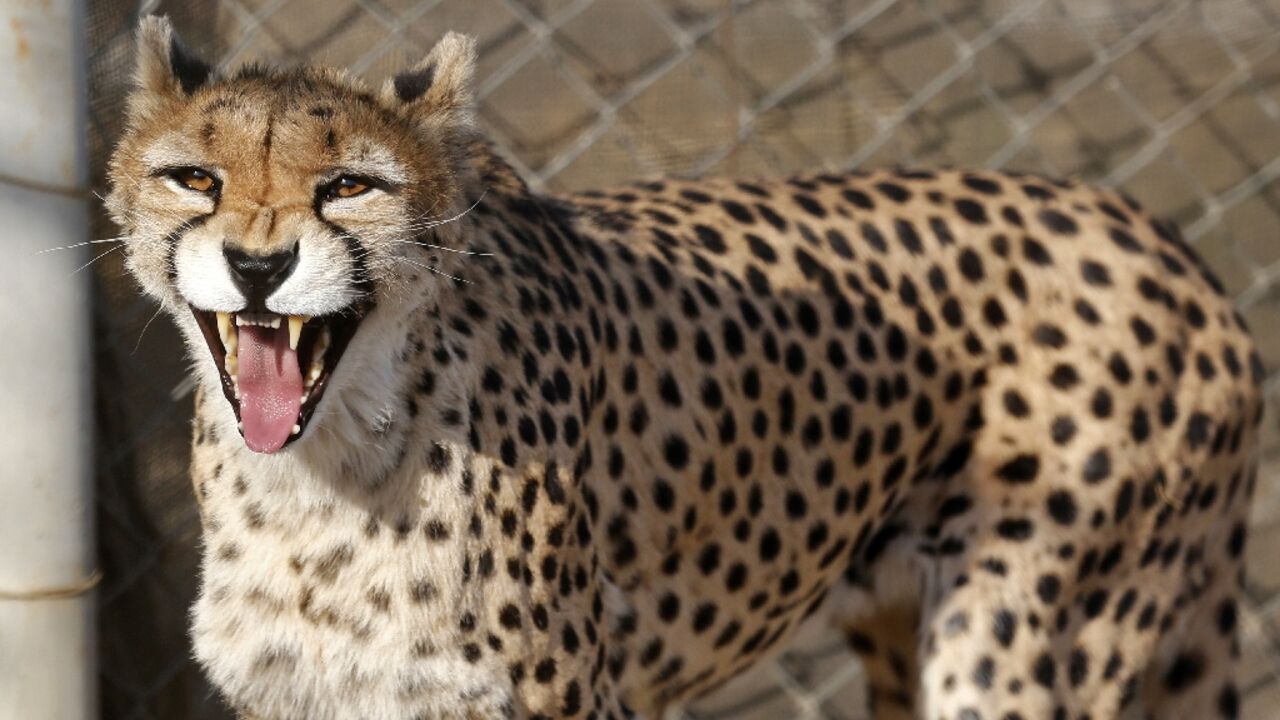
left=70, top=243, right=127, bottom=276
left=394, top=255, right=470, bottom=285
left=398, top=190, right=489, bottom=234
left=132, top=305, right=166, bottom=355
left=390, top=239, right=493, bottom=257
left=37, top=236, right=132, bottom=254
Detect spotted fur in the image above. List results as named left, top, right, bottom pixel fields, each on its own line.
left=107, top=16, right=1265, bottom=720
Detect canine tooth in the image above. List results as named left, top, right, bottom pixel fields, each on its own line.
left=225, top=353, right=238, bottom=377
left=292, top=424, right=301, bottom=434
left=216, top=312, right=232, bottom=346
left=314, top=327, right=330, bottom=361
left=288, top=316, right=306, bottom=350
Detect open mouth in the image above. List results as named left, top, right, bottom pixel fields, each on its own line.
left=191, top=306, right=366, bottom=453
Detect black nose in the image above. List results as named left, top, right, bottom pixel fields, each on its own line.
left=224, top=245, right=299, bottom=307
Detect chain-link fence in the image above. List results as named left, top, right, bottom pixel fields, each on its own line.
left=86, top=0, right=1280, bottom=718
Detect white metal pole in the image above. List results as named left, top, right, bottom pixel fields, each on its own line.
left=0, top=0, right=95, bottom=718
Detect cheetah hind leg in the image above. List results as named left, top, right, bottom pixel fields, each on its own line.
left=835, top=602, right=920, bottom=720
left=1140, top=527, right=1247, bottom=719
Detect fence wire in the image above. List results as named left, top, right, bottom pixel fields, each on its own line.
left=85, top=1, right=1280, bottom=718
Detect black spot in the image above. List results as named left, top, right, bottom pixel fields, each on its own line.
left=1023, top=237, right=1053, bottom=265
left=534, top=658, right=557, bottom=683
left=957, top=248, right=985, bottom=282
left=1109, top=226, right=1142, bottom=252
left=759, top=528, right=782, bottom=562
left=1033, top=653, right=1056, bottom=689
left=895, top=219, right=924, bottom=254
left=1046, top=491, right=1077, bottom=525
left=982, top=298, right=1008, bottom=327
left=996, top=454, right=1040, bottom=484
left=996, top=518, right=1033, bottom=541
left=1186, top=411, right=1212, bottom=450
left=652, top=479, right=675, bottom=512
left=658, top=373, right=682, bottom=407
left=843, top=188, right=874, bottom=209
left=955, top=199, right=989, bottom=224
left=973, top=656, right=995, bottom=689
left=692, top=603, right=718, bottom=633
left=826, top=228, right=854, bottom=258
left=663, top=435, right=690, bottom=470
left=1163, top=652, right=1205, bottom=692
left=876, top=182, right=910, bottom=203
left=1082, top=448, right=1111, bottom=484
left=1038, top=208, right=1079, bottom=235
left=1083, top=589, right=1108, bottom=618
left=720, top=200, right=754, bottom=223
left=1036, top=574, right=1061, bottom=604
left=746, top=234, right=777, bottom=263
left=793, top=193, right=827, bottom=218
left=1219, top=684, right=1240, bottom=718
left=993, top=609, right=1017, bottom=647
left=657, top=592, right=680, bottom=622
left=1075, top=298, right=1101, bottom=325
left=1049, top=364, right=1080, bottom=389
left=963, top=175, right=1001, bottom=195
left=1069, top=649, right=1088, bottom=687
left=1080, top=260, right=1112, bottom=287
left=1130, top=407, right=1151, bottom=443
left=697, top=545, right=721, bottom=575
left=1033, top=324, right=1067, bottom=348
left=1131, top=317, right=1157, bottom=346
left=1217, top=599, right=1238, bottom=635
left=694, top=225, right=727, bottom=253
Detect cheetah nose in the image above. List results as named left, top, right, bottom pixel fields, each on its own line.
left=224, top=244, right=299, bottom=308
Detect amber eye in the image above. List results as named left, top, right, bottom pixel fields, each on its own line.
left=328, top=176, right=371, bottom=199
left=171, top=167, right=216, bottom=193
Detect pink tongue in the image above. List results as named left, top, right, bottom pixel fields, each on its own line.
left=237, top=325, right=303, bottom=453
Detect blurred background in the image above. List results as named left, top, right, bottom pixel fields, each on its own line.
left=78, top=0, right=1280, bottom=718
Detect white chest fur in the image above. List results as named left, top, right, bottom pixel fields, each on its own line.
left=190, top=443, right=520, bottom=720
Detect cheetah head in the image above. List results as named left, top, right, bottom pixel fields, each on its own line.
left=107, top=17, right=478, bottom=454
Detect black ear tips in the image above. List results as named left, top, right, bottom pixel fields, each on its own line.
left=382, top=32, right=475, bottom=115
left=167, top=33, right=212, bottom=94
left=392, top=64, right=437, bottom=103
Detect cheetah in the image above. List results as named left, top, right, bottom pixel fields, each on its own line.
left=106, top=16, right=1265, bottom=720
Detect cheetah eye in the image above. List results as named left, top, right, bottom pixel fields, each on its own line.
left=324, top=176, right=373, bottom=201
left=169, top=167, right=217, bottom=193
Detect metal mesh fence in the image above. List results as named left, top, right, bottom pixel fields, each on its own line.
left=85, top=1, right=1280, bottom=718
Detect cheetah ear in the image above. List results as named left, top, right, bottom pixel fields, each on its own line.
left=383, top=32, right=477, bottom=132
left=129, top=16, right=213, bottom=119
